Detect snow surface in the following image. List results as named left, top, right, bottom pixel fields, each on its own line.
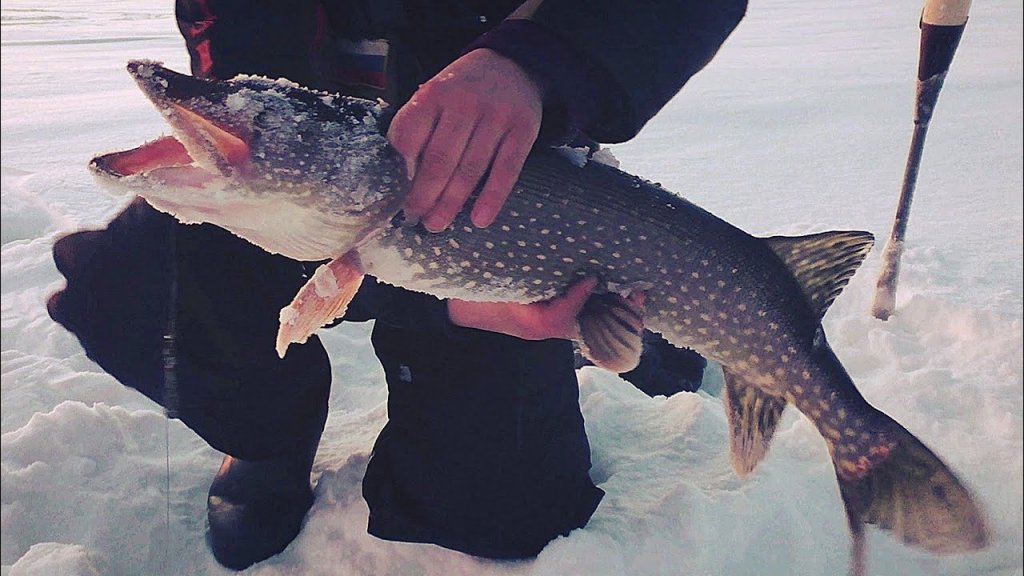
left=2, top=1, right=1021, bottom=575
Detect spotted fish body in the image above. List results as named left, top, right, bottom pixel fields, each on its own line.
left=365, top=155, right=894, bottom=477
left=365, top=154, right=859, bottom=415
left=91, top=61, right=988, bottom=576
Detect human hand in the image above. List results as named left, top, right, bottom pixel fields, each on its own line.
left=447, top=278, right=598, bottom=341
left=447, top=280, right=647, bottom=344
left=387, top=48, right=543, bottom=232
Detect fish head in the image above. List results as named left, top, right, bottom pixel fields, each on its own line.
left=89, top=60, right=406, bottom=261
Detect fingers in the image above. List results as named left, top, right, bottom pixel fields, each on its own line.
left=438, top=125, right=503, bottom=229
left=414, top=108, right=502, bottom=232
left=552, top=277, right=599, bottom=316
left=386, top=99, right=436, bottom=182
left=627, top=289, right=646, bottom=311
left=52, top=230, right=104, bottom=278
left=446, top=277, right=599, bottom=341
left=46, top=290, right=71, bottom=328
left=546, top=277, right=599, bottom=340
left=48, top=230, right=112, bottom=334
left=470, top=125, right=535, bottom=228
left=395, top=109, right=472, bottom=226
left=387, top=49, right=543, bottom=233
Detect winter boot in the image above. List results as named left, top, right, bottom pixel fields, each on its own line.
left=206, top=442, right=318, bottom=570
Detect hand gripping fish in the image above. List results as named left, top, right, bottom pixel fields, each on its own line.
left=90, top=61, right=988, bottom=575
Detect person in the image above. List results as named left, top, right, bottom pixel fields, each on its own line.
left=47, top=0, right=744, bottom=570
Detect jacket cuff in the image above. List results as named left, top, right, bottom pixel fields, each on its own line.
left=464, top=19, right=607, bottom=146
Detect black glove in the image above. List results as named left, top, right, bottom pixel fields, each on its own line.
left=48, top=198, right=331, bottom=459
left=48, top=198, right=178, bottom=398
left=575, top=330, right=706, bottom=398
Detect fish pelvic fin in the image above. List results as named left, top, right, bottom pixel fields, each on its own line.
left=722, top=369, right=787, bottom=477
left=834, top=420, right=989, bottom=576
left=577, top=292, right=644, bottom=373
left=764, top=231, right=874, bottom=321
left=276, top=252, right=365, bottom=358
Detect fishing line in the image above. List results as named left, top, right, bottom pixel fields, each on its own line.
left=161, top=222, right=180, bottom=576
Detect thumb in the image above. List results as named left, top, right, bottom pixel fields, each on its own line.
left=548, top=277, right=599, bottom=338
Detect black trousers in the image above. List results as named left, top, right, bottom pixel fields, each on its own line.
left=48, top=198, right=603, bottom=558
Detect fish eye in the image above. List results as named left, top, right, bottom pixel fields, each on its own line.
left=252, top=111, right=275, bottom=132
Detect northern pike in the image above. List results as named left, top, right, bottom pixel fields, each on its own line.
left=90, top=61, right=988, bottom=575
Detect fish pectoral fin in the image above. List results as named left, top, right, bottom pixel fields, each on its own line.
left=722, top=369, right=787, bottom=477
left=834, top=421, right=989, bottom=576
left=764, top=231, right=874, bottom=321
left=275, top=252, right=365, bottom=358
left=576, top=292, right=644, bottom=373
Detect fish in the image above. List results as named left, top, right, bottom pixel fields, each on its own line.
left=90, top=60, right=989, bottom=575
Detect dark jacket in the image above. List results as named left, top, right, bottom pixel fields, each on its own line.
left=177, top=0, right=747, bottom=143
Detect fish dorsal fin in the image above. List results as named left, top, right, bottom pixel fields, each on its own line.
left=722, top=369, right=788, bottom=477
left=276, top=252, right=365, bottom=358
left=577, top=292, right=645, bottom=373
left=764, top=231, right=874, bottom=320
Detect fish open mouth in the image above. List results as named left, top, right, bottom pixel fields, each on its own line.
left=90, top=134, right=222, bottom=188
left=90, top=60, right=253, bottom=185
left=89, top=135, right=209, bottom=185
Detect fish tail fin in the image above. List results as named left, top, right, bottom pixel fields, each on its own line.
left=833, top=419, right=989, bottom=576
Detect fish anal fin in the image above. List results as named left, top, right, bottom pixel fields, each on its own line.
left=276, top=252, right=364, bottom=358
left=722, top=369, right=787, bottom=477
left=834, top=421, right=989, bottom=576
left=577, top=292, right=644, bottom=373
left=764, top=231, right=874, bottom=320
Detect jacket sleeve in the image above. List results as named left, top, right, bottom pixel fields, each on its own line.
left=175, top=0, right=321, bottom=84
left=471, top=0, right=748, bottom=143
left=342, top=275, right=456, bottom=333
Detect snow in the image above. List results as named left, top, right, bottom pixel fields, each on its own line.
left=2, top=1, right=1021, bottom=575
